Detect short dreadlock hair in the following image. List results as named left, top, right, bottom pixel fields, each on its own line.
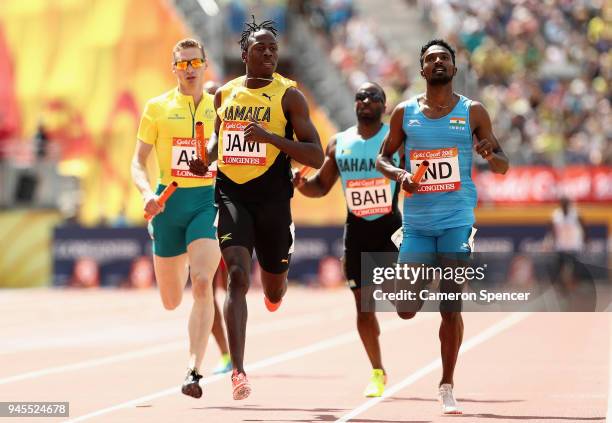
left=239, top=15, right=278, bottom=52
left=419, top=39, right=455, bottom=69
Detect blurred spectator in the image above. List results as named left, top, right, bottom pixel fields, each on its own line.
left=70, top=257, right=100, bottom=288
left=548, top=196, right=591, bottom=305
left=550, top=196, right=586, bottom=254
left=223, top=0, right=288, bottom=34
left=124, top=256, right=155, bottom=289
left=318, top=255, right=344, bottom=288
left=32, top=120, right=61, bottom=162
left=33, top=123, right=50, bottom=160
left=300, top=0, right=410, bottom=110
left=111, top=206, right=129, bottom=227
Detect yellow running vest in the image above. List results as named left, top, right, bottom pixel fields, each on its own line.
left=137, top=88, right=216, bottom=188
left=216, top=73, right=296, bottom=200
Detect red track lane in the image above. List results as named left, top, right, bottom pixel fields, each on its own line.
left=0, top=288, right=608, bottom=423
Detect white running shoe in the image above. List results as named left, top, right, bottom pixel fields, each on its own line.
left=438, top=383, right=462, bottom=414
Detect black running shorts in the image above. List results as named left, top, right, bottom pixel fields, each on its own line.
left=343, top=211, right=402, bottom=290
left=216, top=189, right=294, bottom=274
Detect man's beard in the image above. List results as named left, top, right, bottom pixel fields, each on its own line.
left=357, top=111, right=382, bottom=124
left=428, top=73, right=453, bottom=85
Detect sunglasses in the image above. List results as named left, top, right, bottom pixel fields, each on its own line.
left=355, top=91, right=384, bottom=103
left=174, top=58, right=205, bottom=70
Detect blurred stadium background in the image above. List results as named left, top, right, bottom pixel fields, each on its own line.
left=0, top=0, right=609, bottom=289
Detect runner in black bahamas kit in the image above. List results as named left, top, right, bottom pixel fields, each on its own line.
left=294, top=82, right=401, bottom=398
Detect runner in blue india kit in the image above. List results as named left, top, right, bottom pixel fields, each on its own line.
left=376, top=39, right=509, bottom=415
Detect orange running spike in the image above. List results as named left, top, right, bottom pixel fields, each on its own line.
left=264, top=296, right=282, bottom=312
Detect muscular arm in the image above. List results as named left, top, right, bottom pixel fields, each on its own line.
left=376, top=104, right=406, bottom=181
left=207, top=89, right=223, bottom=163
left=297, top=136, right=340, bottom=197
left=131, top=140, right=162, bottom=216
left=131, top=140, right=155, bottom=198
left=471, top=101, right=509, bottom=175
left=272, top=87, right=324, bottom=168
left=376, top=104, right=420, bottom=193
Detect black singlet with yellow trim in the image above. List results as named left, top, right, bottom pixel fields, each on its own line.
left=216, top=72, right=297, bottom=202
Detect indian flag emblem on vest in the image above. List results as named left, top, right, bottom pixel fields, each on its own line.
left=449, top=117, right=466, bottom=130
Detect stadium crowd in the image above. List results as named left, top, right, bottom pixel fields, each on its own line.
left=301, top=0, right=611, bottom=167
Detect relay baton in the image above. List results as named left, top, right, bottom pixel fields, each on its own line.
left=298, top=166, right=312, bottom=178
left=404, top=160, right=429, bottom=197
left=195, top=121, right=208, bottom=165
left=144, top=181, right=178, bottom=220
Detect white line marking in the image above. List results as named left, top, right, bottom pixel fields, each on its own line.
left=0, top=342, right=183, bottom=386
left=0, top=308, right=352, bottom=386
left=0, top=292, right=347, bottom=352
left=335, top=312, right=531, bottom=422
left=65, top=315, right=437, bottom=422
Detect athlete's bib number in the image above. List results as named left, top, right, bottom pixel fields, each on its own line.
left=346, top=178, right=392, bottom=217
left=409, top=147, right=460, bottom=193
left=171, top=137, right=216, bottom=179
left=222, top=121, right=266, bottom=166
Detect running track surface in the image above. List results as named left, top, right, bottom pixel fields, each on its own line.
left=0, top=287, right=609, bottom=423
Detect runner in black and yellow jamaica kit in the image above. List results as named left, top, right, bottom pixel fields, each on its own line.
left=131, top=38, right=221, bottom=399
left=189, top=17, right=324, bottom=400
left=294, top=82, right=401, bottom=398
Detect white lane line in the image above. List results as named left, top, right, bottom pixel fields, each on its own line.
left=0, top=293, right=347, bottom=352
left=0, top=319, right=188, bottom=354
left=0, top=342, right=183, bottom=386
left=336, top=312, right=531, bottom=422
left=0, top=308, right=352, bottom=386
left=65, top=314, right=437, bottom=422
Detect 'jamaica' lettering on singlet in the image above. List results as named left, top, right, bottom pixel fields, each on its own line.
left=223, top=106, right=271, bottom=122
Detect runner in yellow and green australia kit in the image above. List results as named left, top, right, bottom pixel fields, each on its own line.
left=131, top=38, right=220, bottom=400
